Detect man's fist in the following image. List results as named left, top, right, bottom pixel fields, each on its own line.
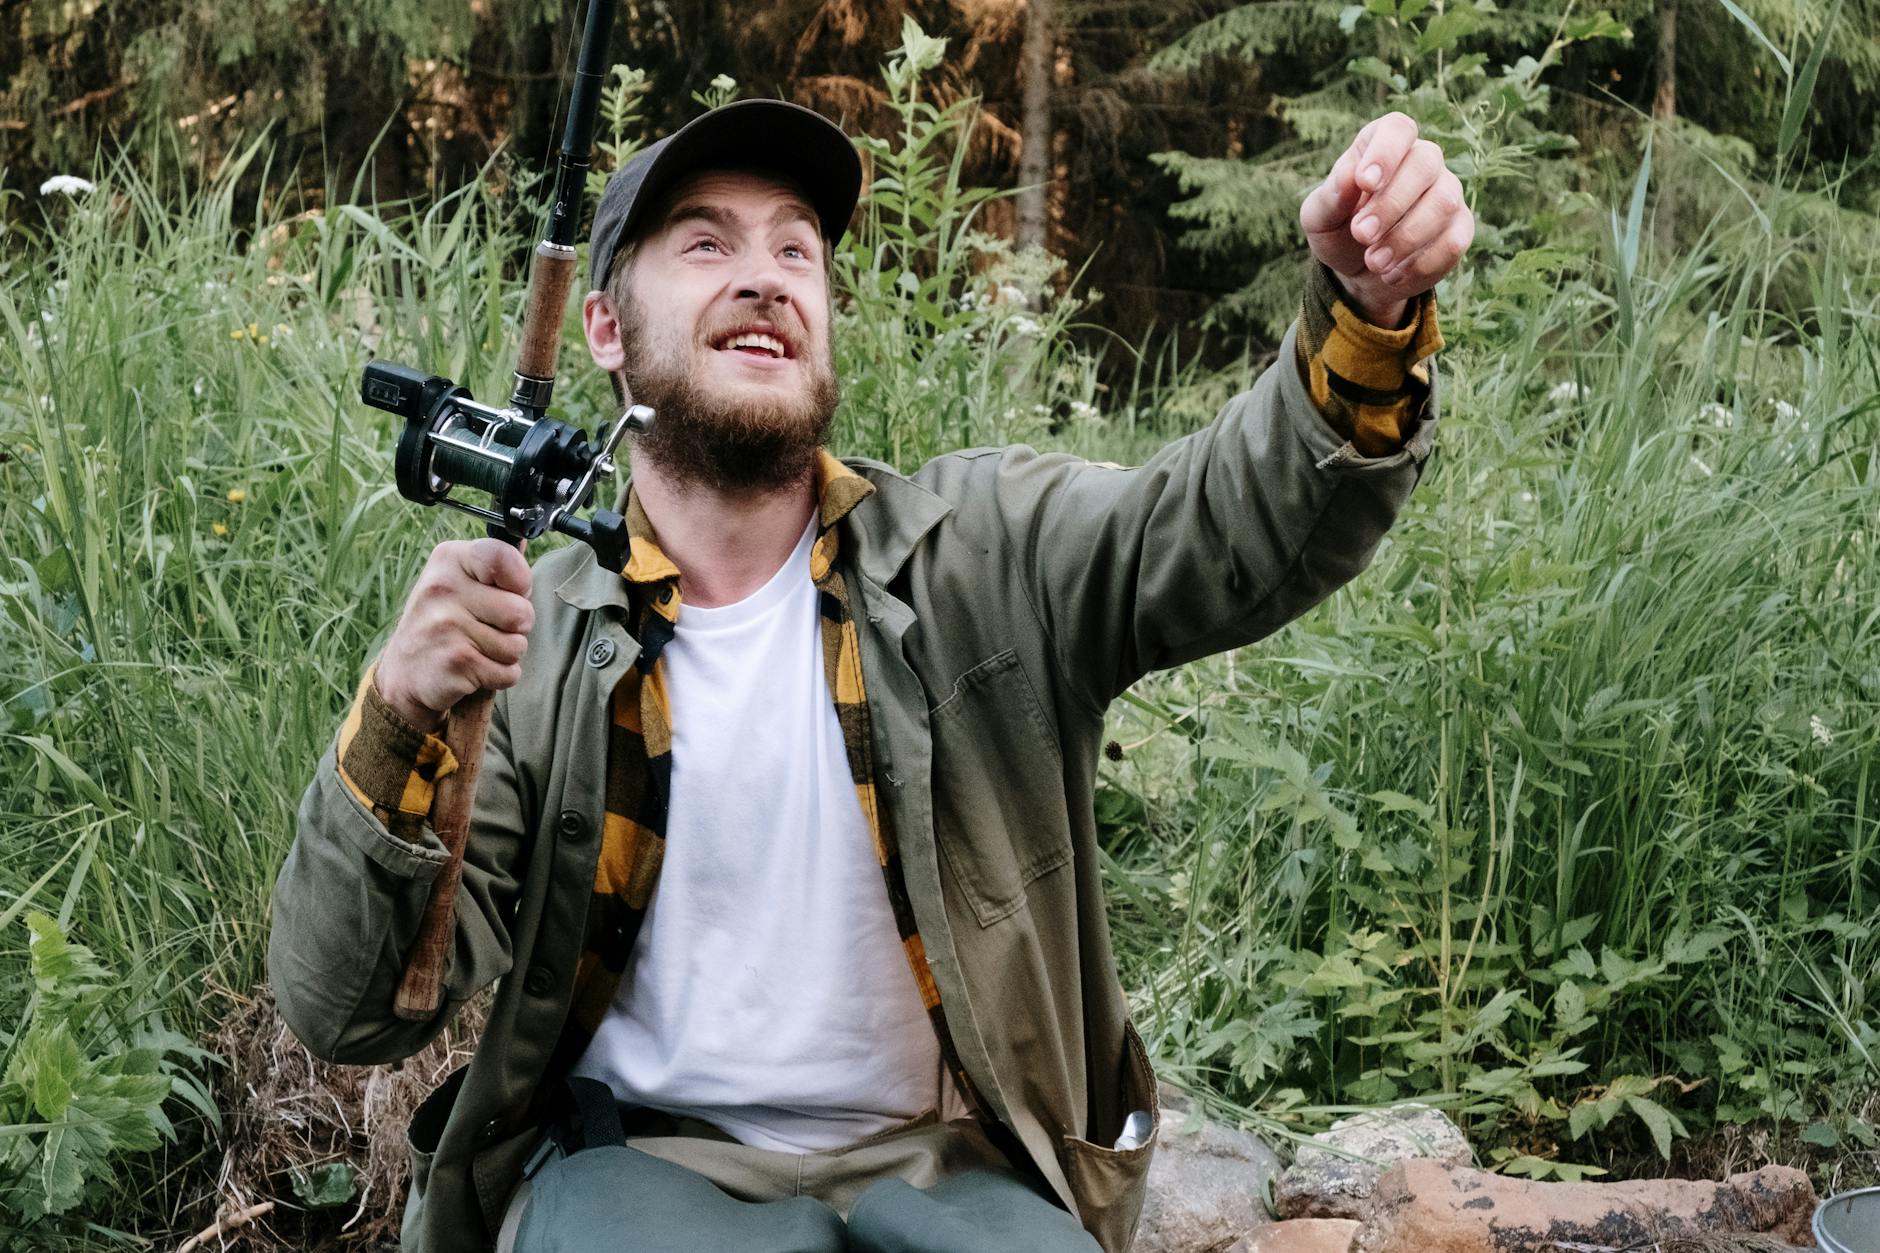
left=1301, top=112, right=1474, bottom=327
left=375, top=538, right=535, bottom=732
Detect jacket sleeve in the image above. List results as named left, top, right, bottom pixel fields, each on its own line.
left=950, top=310, right=1439, bottom=713
left=268, top=667, right=529, bottom=1064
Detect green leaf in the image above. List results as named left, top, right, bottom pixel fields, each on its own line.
left=1801, top=1121, right=1841, bottom=1148
left=1415, top=6, right=1484, bottom=55
left=1568, top=1098, right=1606, bottom=1139
left=1563, top=11, right=1629, bottom=43
left=1779, top=0, right=1839, bottom=162
left=292, top=1161, right=360, bottom=1209
left=1714, top=0, right=1792, bottom=75
left=24, top=1027, right=81, bottom=1121
left=1553, top=980, right=1589, bottom=1032
left=1626, top=1095, right=1679, bottom=1159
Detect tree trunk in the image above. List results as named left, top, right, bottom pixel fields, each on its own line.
left=1653, top=0, right=1678, bottom=252
left=1653, top=0, right=1677, bottom=121
left=1016, top=0, right=1055, bottom=253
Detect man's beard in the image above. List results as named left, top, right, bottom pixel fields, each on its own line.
left=615, top=294, right=840, bottom=494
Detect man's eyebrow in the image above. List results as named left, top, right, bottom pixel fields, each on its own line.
left=660, top=201, right=819, bottom=237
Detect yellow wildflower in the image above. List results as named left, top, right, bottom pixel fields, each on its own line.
left=212, top=522, right=230, bottom=537
left=226, top=488, right=247, bottom=504
left=230, top=328, right=245, bottom=340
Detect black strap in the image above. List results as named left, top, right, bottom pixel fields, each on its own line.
left=562, top=1076, right=627, bottom=1152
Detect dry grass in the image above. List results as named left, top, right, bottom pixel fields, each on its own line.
left=185, top=984, right=486, bottom=1251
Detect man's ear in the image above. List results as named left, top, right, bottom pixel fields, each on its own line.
left=583, top=290, right=626, bottom=372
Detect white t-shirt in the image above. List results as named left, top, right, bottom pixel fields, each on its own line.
left=571, top=519, right=959, bottom=1152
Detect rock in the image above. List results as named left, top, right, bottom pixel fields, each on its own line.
left=1223, top=1218, right=1360, bottom=1253
left=1132, top=1084, right=1285, bottom=1253
left=1272, top=1104, right=1471, bottom=1220
left=1351, top=1159, right=1819, bottom=1253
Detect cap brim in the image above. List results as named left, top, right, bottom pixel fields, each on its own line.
left=617, top=100, right=860, bottom=253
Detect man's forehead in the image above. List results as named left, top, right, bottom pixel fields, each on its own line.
left=654, top=169, right=820, bottom=231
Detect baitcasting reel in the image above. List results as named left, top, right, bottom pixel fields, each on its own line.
left=360, top=360, right=652, bottom=573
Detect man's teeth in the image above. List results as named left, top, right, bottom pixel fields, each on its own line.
left=725, top=332, right=785, bottom=357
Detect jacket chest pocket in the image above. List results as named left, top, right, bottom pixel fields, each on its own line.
left=928, top=649, right=1073, bottom=927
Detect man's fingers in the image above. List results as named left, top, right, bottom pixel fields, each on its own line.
left=460, top=537, right=532, bottom=595
left=1352, top=139, right=1444, bottom=250
left=1352, top=112, right=1420, bottom=196
left=1300, top=145, right=1363, bottom=239
left=1365, top=173, right=1465, bottom=274
left=1380, top=213, right=1476, bottom=290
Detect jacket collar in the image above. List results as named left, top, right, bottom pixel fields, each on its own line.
left=553, top=451, right=951, bottom=612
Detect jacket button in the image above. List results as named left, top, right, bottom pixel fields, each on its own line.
left=480, top=1118, right=504, bottom=1144
left=523, top=965, right=556, bottom=997
left=557, top=809, right=589, bottom=844
left=588, top=638, right=616, bottom=667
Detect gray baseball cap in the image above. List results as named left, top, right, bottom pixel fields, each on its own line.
left=588, top=99, right=863, bottom=291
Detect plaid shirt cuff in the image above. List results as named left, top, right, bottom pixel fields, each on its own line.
left=1296, top=262, right=1445, bottom=457
left=336, top=664, right=458, bottom=822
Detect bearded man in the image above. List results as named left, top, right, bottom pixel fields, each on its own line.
left=270, top=98, right=1470, bottom=1253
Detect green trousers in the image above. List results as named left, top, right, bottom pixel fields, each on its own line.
left=499, top=1103, right=1100, bottom=1253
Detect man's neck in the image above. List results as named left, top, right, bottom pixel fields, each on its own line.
left=628, top=453, right=818, bottom=608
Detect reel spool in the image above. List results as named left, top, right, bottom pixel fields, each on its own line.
left=360, top=360, right=652, bottom=571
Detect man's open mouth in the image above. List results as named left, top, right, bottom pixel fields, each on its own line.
left=712, top=328, right=792, bottom=359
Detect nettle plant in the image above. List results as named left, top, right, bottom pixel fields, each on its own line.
left=0, top=912, right=216, bottom=1227
left=831, top=18, right=1107, bottom=470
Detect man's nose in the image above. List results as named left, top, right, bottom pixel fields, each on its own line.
left=734, top=255, right=791, bottom=307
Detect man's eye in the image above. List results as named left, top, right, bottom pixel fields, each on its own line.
left=782, top=243, right=812, bottom=261
left=688, top=238, right=723, bottom=254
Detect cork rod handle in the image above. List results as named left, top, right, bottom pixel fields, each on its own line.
left=515, top=242, right=579, bottom=383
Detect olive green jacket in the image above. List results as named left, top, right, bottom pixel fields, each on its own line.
left=268, top=321, right=1437, bottom=1252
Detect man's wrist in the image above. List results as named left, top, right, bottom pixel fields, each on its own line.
left=1329, top=270, right=1409, bottom=328
left=374, top=665, right=445, bottom=734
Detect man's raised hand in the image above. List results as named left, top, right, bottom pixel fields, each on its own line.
left=1300, top=112, right=1475, bottom=327
left=374, top=538, right=535, bottom=732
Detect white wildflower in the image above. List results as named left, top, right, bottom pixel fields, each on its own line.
left=1069, top=400, right=1100, bottom=421
left=958, top=291, right=978, bottom=310
left=1690, top=455, right=1714, bottom=477
left=1547, top=380, right=1583, bottom=405
left=39, top=175, right=96, bottom=197
left=1810, top=714, right=1833, bottom=747
left=1772, top=399, right=1800, bottom=421
left=997, top=283, right=1027, bottom=305
left=193, top=378, right=207, bottom=400
left=1010, top=315, right=1040, bottom=337
left=1520, top=491, right=1534, bottom=503
left=1699, top=402, right=1733, bottom=429
left=709, top=73, right=736, bottom=93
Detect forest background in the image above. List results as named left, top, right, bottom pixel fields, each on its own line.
left=2, top=0, right=1879, bottom=1247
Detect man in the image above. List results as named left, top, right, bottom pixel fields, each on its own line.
left=270, top=97, right=1468, bottom=1253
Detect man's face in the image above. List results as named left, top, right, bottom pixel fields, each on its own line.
left=584, top=169, right=839, bottom=493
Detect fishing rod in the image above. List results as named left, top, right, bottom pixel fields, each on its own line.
left=356, top=0, right=646, bottom=1020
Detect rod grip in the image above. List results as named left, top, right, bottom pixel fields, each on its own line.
left=516, top=242, right=579, bottom=383
left=392, top=688, right=495, bottom=1021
